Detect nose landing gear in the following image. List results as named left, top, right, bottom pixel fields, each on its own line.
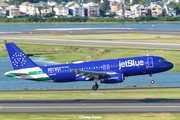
left=150, top=74, right=155, bottom=84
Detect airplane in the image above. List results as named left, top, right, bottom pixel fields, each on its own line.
left=4, top=41, right=174, bottom=90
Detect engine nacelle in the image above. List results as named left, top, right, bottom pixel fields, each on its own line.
left=100, top=73, right=124, bottom=84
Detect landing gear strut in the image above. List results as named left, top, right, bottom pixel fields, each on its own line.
left=92, top=79, right=99, bottom=90
left=149, top=74, right=155, bottom=84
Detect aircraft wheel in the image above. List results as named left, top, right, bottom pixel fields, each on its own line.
left=151, top=80, right=155, bottom=84
left=96, top=84, right=99, bottom=89
left=92, top=84, right=98, bottom=90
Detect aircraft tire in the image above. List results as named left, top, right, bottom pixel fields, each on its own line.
left=151, top=80, right=155, bottom=84
left=92, top=84, right=98, bottom=90
left=96, top=84, right=99, bottom=89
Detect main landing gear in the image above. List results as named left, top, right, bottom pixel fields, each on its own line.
left=149, top=74, right=155, bottom=84
left=92, top=83, right=99, bottom=90
left=92, top=79, right=99, bottom=90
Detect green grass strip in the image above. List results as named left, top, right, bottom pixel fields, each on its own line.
left=0, top=113, right=180, bottom=120
left=0, top=88, right=180, bottom=99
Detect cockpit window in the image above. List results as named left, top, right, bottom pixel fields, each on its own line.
left=158, top=59, right=167, bottom=62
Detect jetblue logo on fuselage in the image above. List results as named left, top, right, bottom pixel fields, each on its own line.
left=119, top=60, right=144, bottom=69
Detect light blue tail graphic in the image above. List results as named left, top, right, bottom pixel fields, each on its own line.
left=5, top=42, right=38, bottom=70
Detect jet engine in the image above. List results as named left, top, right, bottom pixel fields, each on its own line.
left=100, top=73, right=124, bottom=84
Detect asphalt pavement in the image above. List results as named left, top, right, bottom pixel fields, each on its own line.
left=0, top=37, right=180, bottom=49
left=1, top=29, right=180, bottom=35
left=0, top=99, right=180, bottom=113
left=1, top=28, right=180, bottom=49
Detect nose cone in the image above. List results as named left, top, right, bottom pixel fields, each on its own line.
left=167, top=62, right=174, bottom=70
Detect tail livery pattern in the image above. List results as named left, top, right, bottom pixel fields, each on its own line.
left=5, top=42, right=37, bottom=70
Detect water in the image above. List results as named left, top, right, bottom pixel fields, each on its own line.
left=0, top=24, right=180, bottom=31
left=0, top=58, right=179, bottom=90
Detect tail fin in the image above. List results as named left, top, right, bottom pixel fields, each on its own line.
left=5, top=41, right=38, bottom=70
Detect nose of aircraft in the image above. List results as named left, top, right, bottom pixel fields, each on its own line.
left=167, top=62, right=174, bottom=70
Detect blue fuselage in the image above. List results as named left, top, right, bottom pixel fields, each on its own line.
left=40, top=56, right=173, bottom=82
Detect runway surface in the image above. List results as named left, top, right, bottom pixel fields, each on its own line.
left=33, top=29, right=180, bottom=35
left=1, top=29, right=180, bottom=35
left=1, top=28, right=180, bottom=49
left=0, top=37, right=180, bottom=49
left=0, top=99, right=180, bottom=113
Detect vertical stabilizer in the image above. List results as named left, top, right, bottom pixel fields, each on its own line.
left=5, top=41, right=38, bottom=70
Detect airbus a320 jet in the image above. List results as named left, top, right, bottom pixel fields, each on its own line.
left=4, top=41, right=173, bottom=90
